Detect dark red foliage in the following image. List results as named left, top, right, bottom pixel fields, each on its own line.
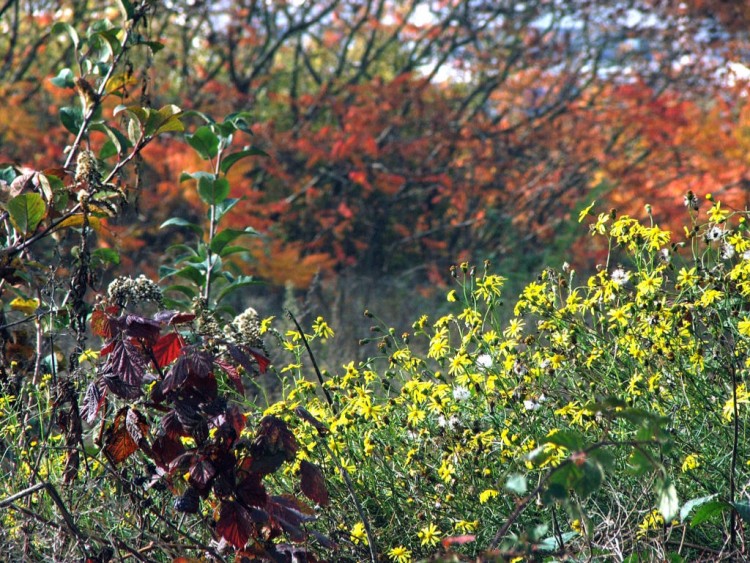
left=151, top=332, right=185, bottom=368
left=299, top=460, right=329, bottom=507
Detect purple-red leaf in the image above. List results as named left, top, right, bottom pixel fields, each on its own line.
left=299, top=460, right=329, bottom=506
left=81, top=380, right=106, bottom=424
left=106, top=339, right=146, bottom=386
left=215, top=358, right=244, bottom=395
left=188, top=459, right=216, bottom=490
left=125, top=407, right=148, bottom=445
left=153, top=310, right=196, bottom=325
left=216, top=500, right=253, bottom=549
left=125, top=314, right=161, bottom=344
left=236, top=473, right=268, bottom=508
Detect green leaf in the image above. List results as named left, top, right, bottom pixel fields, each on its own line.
left=626, top=449, right=656, bottom=476
left=0, top=166, right=18, bottom=184
left=160, top=217, right=204, bottom=236
left=210, top=227, right=259, bottom=254
left=573, top=460, right=603, bottom=499
left=537, top=531, right=577, bottom=551
left=215, top=275, right=261, bottom=304
left=504, top=474, right=527, bottom=495
left=542, top=430, right=584, bottom=451
left=690, top=500, right=730, bottom=526
left=215, top=197, right=241, bottom=220
left=732, top=501, right=750, bottom=524
left=51, top=22, right=79, bottom=51
left=657, top=478, right=679, bottom=522
left=145, top=104, right=183, bottom=137
left=218, top=245, right=249, bottom=258
left=680, top=494, right=717, bottom=523
left=91, top=248, right=120, bottom=266
left=50, top=68, right=76, bottom=89
left=220, top=147, right=268, bottom=174
left=186, top=125, right=219, bottom=160
left=174, top=266, right=205, bottom=287
left=8, top=193, right=46, bottom=235
left=60, top=106, right=84, bottom=135
left=541, top=482, right=567, bottom=504
left=116, top=0, right=134, bottom=18
left=163, top=284, right=197, bottom=299
left=90, top=123, right=132, bottom=157
left=140, top=40, right=164, bottom=54
left=198, top=176, right=230, bottom=205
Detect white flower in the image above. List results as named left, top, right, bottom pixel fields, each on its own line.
left=743, top=250, right=750, bottom=261
left=476, top=354, right=493, bottom=370
left=452, top=385, right=471, bottom=402
left=611, top=267, right=630, bottom=286
left=721, top=242, right=736, bottom=260
left=523, top=399, right=542, bottom=411
left=437, top=415, right=460, bottom=429
left=658, top=248, right=671, bottom=264
left=706, top=226, right=725, bottom=242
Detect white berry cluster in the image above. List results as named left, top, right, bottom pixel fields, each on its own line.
left=107, top=274, right=163, bottom=307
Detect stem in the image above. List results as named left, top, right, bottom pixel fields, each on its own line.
left=202, top=152, right=223, bottom=303
left=320, top=439, right=378, bottom=563
left=286, top=309, right=336, bottom=411
left=730, top=360, right=739, bottom=553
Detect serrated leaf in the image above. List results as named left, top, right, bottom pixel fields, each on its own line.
left=125, top=407, right=148, bottom=444
left=300, top=460, right=329, bottom=506
left=690, top=500, right=730, bottom=526
left=657, top=478, right=679, bottom=522
left=505, top=474, right=527, bottom=495
left=220, top=147, right=268, bottom=174
left=81, top=380, right=106, bottom=424
left=60, top=106, right=84, bottom=135
left=104, top=407, right=139, bottom=464
left=151, top=333, right=185, bottom=368
left=8, top=193, right=46, bottom=234
left=186, top=126, right=219, bottom=160
left=106, top=339, right=146, bottom=386
left=217, top=500, right=253, bottom=548
left=198, top=175, right=230, bottom=205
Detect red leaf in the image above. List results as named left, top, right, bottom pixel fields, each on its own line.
left=100, top=340, right=116, bottom=356
left=247, top=347, right=270, bottom=374
left=215, top=358, right=244, bottom=394
left=236, top=473, right=268, bottom=508
left=104, top=407, right=139, bottom=464
left=125, top=407, right=149, bottom=445
left=105, top=339, right=146, bottom=386
left=151, top=332, right=185, bottom=368
left=189, top=459, right=217, bottom=490
left=91, top=307, right=120, bottom=338
left=299, top=460, right=329, bottom=506
left=441, top=535, right=475, bottom=549
left=217, top=500, right=253, bottom=549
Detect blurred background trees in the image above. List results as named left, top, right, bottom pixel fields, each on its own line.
left=3, top=0, right=750, bottom=360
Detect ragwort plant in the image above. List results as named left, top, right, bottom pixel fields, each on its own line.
left=266, top=194, right=750, bottom=561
